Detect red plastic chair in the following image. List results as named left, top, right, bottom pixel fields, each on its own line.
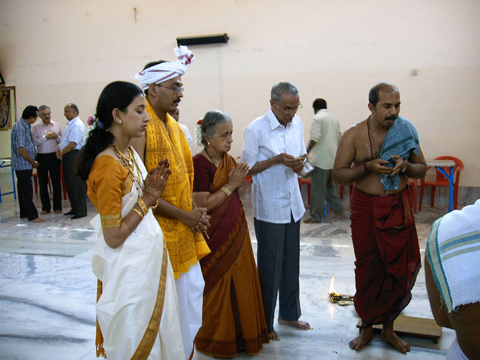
left=32, top=165, right=68, bottom=200
left=236, top=156, right=253, bottom=184
left=419, top=156, right=464, bottom=211
left=406, top=177, right=418, bottom=213
left=298, top=177, right=311, bottom=204
left=32, top=169, right=52, bottom=195
left=339, top=183, right=354, bottom=202
left=338, top=163, right=354, bottom=202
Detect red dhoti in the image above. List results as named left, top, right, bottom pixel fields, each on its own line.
left=350, top=187, right=421, bottom=325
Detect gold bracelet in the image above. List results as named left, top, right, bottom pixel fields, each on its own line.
left=132, top=208, right=144, bottom=220
left=138, top=198, right=149, bottom=215
left=220, top=186, right=232, bottom=197
left=151, top=198, right=159, bottom=210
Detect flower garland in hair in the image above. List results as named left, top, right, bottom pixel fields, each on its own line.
left=87, top=114, right=104, bottom=136
left=194, top=119, right=203, bottom=147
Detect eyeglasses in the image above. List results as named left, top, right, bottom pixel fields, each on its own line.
left=278, top=102, right=303, bottom=115
left=155, top=84, right=184, bottom=94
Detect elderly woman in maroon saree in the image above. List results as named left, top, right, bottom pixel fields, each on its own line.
left=193, top=110, right=269, bottom=358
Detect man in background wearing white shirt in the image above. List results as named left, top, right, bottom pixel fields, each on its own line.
left=56, top=103, right=87, bottom=219
left=169, top=108, right=193, bottom=150
left=32, top=105, right=63, bottom=215
left=241, top=82, right=311, bottom=341
left=304, top=98, right=345, bottom=223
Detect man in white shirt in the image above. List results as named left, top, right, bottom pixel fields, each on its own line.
left=305, top=98, right=345, bottom=223
left=241, top=82, right=311, bottom=341
left=32, top=105, right=63, bottom=214
left=56, top=103, right=87, bottom=219
left=169, top=108, right=193, bottom=149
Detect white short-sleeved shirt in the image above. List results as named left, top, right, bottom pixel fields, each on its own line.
left=179, top=123, right=193, bottom=150
left=59, top=117, right=86, bottom=151
left=309, top=109, right=341, bottom=170
left=241, top=109, right=306, bottom=224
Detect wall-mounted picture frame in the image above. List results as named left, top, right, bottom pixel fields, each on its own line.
left=0, top=87, right=16, bottom=131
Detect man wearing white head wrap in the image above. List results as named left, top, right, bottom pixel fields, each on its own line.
left=135, top=46, right=195, bottom=90
left=131, top=46, right=211, bottom=360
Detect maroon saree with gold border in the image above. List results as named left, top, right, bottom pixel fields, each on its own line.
left=193, top=154, right=269, bottom=358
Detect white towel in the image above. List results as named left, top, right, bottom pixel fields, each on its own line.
left=426, top=199, right=480, bottom=312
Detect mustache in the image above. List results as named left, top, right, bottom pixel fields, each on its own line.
left=174, top=99, right=181, bottom=104
left=385, top=115, right=397, bottom=120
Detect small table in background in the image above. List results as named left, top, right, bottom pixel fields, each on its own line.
left=426, top=160, right=456, bottom=212
left=0, top=158, right=16, bottom=203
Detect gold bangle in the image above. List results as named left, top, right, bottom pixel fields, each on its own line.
left=220, top=186, right=232, bottom=197
left=132, top=208, right=144, bottom=220
left=138, top=198, right=149, bottom=215
left=151, top=198, right=159, bottom=210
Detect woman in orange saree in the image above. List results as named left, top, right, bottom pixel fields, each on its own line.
left=77, top=81, right=185, bottom=359
left=193, top=110, right=269, bottom=358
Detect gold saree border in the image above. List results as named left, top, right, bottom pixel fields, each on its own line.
left=131, top=245, right=169, bottom=359
left=95, top=245, right=169, bottom=359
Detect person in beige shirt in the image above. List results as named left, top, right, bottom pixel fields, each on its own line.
left=305, top=98, right=345, bottom=223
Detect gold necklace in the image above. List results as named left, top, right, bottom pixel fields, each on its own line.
left=112, top=145, right=145, bottom=193
left=367, top=117, right=380, bottom=159
left=204, top=147, right=222, bottom=167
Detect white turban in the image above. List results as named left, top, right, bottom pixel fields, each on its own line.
left=135, top=46, right=195, bottom=90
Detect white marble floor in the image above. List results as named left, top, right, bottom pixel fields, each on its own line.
left=0, top=186, right=462, bottom=360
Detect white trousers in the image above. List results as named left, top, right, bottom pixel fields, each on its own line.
left=175, top=261, right=205, bottom=359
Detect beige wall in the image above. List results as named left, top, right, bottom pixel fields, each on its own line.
left=1, top=0, right=479, bottom=185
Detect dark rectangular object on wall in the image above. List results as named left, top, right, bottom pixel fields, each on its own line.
left=176, top=33, right=229, bottom=46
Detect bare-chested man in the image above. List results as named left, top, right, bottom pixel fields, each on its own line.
left=332, top=82, right=427, bottom=353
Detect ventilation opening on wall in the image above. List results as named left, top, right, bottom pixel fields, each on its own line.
left=176, top=33, right=229, bottom=46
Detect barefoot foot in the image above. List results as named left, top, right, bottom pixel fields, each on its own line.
left=278, top=318, right=311, bottom=330
left=31, top=217, right=46, bottom=223
left=381, top=325, right=411, bottom=354
left=268, top=330, right=280, bottom=341
left=349, top=326, right=373, bottom=351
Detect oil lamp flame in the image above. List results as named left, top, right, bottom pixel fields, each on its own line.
left=329, top=276, right=337, bottom=294
left=328, top=275, right=354, bottom=304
